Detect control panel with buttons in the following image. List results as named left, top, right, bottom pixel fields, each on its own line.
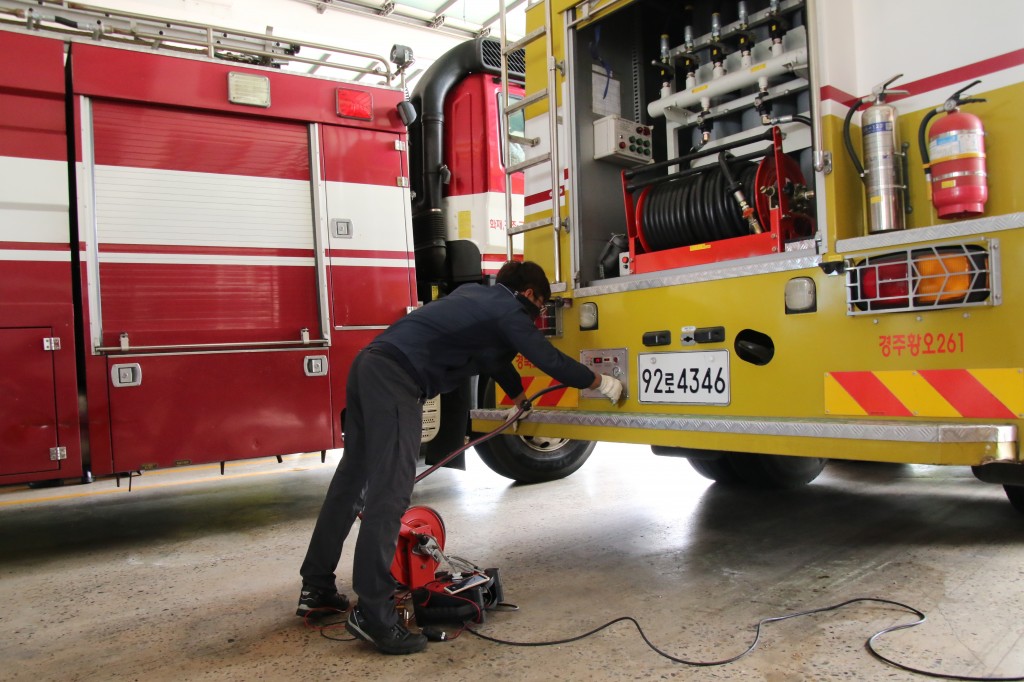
left=593, top=115, right=654, bottom=166
left=579, top=347, right=629, bottom=400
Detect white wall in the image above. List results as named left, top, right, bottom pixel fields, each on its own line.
left=815, top=0, right=1024, bottom=116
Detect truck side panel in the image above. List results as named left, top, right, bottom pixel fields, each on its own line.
left=480, top=0, right=1023, bottom=473
left=0, top=33, right=84, bottom=484
left=67, top=41, right=411, bottom=475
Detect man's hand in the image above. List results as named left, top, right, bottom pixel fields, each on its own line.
left=502, top=394, right=531, bottom=433
left=596, top=374, right=624, bottom=404
left=501, top=408, right=521, bottom=432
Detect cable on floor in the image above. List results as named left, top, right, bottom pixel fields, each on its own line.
left=464, top=597, right=1024, bottom=681
left=314, top=385, right=1023, bottom=679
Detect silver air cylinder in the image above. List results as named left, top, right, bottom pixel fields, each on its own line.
left=861, top=102, right=905, bottom=233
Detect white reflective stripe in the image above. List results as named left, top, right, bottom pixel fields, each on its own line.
left=325, top=181, right=412, bottom=252
left=328, top=257, right=412, bottom=268
left=94, top=165, right=315, bottom=249
left=0, top=156, right=70, bottom=244
left=98, top=252, right=314, bottom=266
left=523, top=112, right=568, bottom=211
left=443, top=191, right=524, bottom=251
left=0, top=249, right=71, bottom=262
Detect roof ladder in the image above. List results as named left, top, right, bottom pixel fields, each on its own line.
left=498, top=0, right=565, bottom=284
left=0, top=0, right=393, bottom=82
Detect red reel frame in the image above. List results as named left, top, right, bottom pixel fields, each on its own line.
left=390, top=505, right=447, bottom=591
left=753, top=142, right=814, bottom=242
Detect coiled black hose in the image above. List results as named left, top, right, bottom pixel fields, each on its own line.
left=639, top=162, right=759, bottom=251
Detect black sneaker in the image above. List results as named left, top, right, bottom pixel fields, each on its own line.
left=296, top=585, right=351, bottom=618
left=346, top=606, right=427, bottom=655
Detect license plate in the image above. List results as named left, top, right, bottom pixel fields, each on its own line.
left=637, top=351, right=730, bottom=405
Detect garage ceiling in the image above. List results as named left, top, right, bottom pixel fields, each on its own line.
left=304, top=0, right=528, bottom=39
left=285, top=0, right=527, bottom=87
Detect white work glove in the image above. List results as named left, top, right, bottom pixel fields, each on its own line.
left=502, top=402, right=530, bottom=433
left=596, top=374, right=624, bottom=404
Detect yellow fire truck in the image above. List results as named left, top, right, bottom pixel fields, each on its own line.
left=471, top=0, right=1024, bottom=512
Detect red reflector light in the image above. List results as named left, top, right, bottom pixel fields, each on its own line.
left=336, top=88, right=373, bottom=120
left=859, top=258, right=910, bottom=309
left=851, top=245, right=989, bottom=312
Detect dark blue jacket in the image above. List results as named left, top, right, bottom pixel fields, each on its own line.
left=368, top=283, right=595, bottom=399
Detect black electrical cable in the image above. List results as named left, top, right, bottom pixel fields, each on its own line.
left=463, top=597, right=1024, bottom=680
left=414, top=383, right=568, bottom=483
left=320, top=393, right=1022, bottom=680
left=315, top=393, right=566, bottom=642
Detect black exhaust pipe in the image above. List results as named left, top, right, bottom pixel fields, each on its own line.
left=408, top=37, right=524, bottom=283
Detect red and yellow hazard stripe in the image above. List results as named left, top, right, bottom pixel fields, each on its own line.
left=825, top=368, right=1024, bottom=418
left=496, top=375, right=579, bottom=408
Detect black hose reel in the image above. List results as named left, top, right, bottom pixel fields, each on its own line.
left=622, top=127, right=815, bottom=274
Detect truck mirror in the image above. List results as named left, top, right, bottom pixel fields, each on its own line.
left=397, top=101, right=416, bottom=127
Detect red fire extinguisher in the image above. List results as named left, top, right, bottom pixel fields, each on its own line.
left=918, top=80, right=988, bottom=219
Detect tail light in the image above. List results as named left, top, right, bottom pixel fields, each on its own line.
left=848, top=243, right=993, bottom=314
left=536, top=302, right=563, bottom=338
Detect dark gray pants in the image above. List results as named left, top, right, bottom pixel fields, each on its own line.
left=299, top=346, right=423, bottom=627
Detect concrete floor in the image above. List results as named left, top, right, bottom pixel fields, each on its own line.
left=2, top=444, right=1023, bottom=681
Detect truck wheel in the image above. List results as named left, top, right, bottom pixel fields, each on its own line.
left=650, top=447, right=745, bottom=484
left=1004, top=485, right=1024, bottom=514
left=473, top=380, right=595, bottom=483
left=651, top=446, right=817, bottom=487
left=728, top=453, right=827, bottom=489
left=687, top=454, right=744, bottom=485
left=475, top=434, right=595, bottom=484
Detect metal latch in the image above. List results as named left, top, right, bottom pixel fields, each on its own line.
left=111, top=363, right=143, bottom=387
left=304, top=355, right=328, bottom=376
left=50, top=447, right=67, bottom=461
left=43, top=337, right=61, bottom=351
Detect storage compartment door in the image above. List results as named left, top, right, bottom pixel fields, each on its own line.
left=0, top=328, right=61, bottom=476
left=323, top=124, right=416, bottom=327
left=106, top=350, right=332, bottom=471
left=89, top=100, right=321, bottom=348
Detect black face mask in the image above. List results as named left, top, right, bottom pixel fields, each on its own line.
left=515, top=292, right=542, bottom=321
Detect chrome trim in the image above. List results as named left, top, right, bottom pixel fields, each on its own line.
left=546, top=0, right=562, bottom=284
left=101, top=346, right=324, bottom=359
left=334, top=325, right=389, bottom=331
left=836, top=212, right=1024, bottom=253
left=80, top=96, right=104, bottom=355
left=95, top=339, right=329, bottom=353
left=565, top=8, right=582, bottom=291
left=576, top=252, right=821, bottom=297
left=806, top=0, right=826, bottom=173
left=931, top=170, right=987, bottom=183
left=309, top=123, right=332, bottom=346
left=472, top=408, right=1017, bottom=446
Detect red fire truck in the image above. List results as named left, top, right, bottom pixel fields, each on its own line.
left=0, top=3, right=525, bottom=488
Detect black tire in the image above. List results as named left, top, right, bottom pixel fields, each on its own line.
left=728, top=452, right=827, bottom=489
left=654, top=445, right=823, bottom=488
left=475, top=435, right=596, bottom=484
left=1004, top=485, right=1024, bottom=515
left=687, top=454, right=745, bottom=485
left=473, top=379, right=596, bottom=484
